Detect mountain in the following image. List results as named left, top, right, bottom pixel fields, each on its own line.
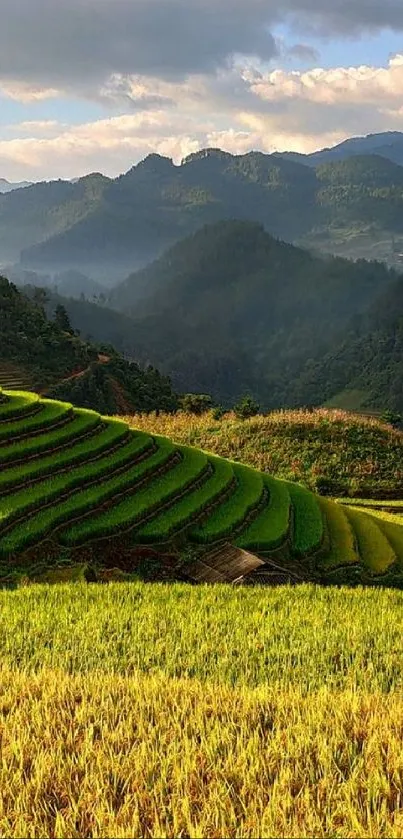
left=104, top=220, right=397, bottom=406
left=0, top=276, right=178, bottom=415
left=19, top=149, right=318, bottom=279
left=293, top=273, right=403, bottom=414
left=7, top=266, right=105, bottom=300
left=0, top=178, right=32, bottom=194
left=0, top=173, right=111, bottom=267
left=276, top=131, right=403, bottom=167
left=12, top=146, right=403, bottom=275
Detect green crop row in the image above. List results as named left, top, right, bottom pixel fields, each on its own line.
left=136, top=455, right=234, bottom=542
left=236, top=475, right=290, bottom=552
left=343, top=506, right=396, bottom=575
left=0, top=432, right=154, bottom=532
left=337, top=498, right=403, bottom=509
left=191, top=463, right=264, bottom=544
left=0, top=399, right=72, bottom=443
left=287, top=482, right=324, bottom=556
left=349, top=507, right=403, bottom=571
left=0, top=408, right=101, bottom=465
left=0, top=440, right=178, bottom=556
left=62, top=445, right=209, bottom=547
left=317, top=498, right=358, bottom=571
left=0, top=391, right=39, bottom=421
left=0, top=419, right=130, bottom=494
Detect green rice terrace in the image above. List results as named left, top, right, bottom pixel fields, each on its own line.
left=2, top=388, right=403, bottom=588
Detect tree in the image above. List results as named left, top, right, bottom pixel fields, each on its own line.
left=234, top=395, right=260, bottom=420
left=180, top=393, right=214, bottom=415
left=381, top=410, right=402, bottom=429
left=54, top=304, right=73, bottom=333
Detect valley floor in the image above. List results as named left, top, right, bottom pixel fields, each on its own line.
left=0, top=582, right=402, bottom=838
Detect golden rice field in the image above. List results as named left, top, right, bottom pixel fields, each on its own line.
left=0, top=582, right=403, bottom=838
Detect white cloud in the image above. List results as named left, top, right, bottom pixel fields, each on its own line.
left=3, top=52, right=403, bottom=180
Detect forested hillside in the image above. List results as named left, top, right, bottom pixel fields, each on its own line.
left=0, top=277, right=178, bottom=415
left=107, top=221, right=397, bottom=406
left=294, top=273, right=403, bottom=413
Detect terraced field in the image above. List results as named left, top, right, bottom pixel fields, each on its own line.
left=0, top=361, right=32, bottom=391
left=1, top=390, right=403, bottom=587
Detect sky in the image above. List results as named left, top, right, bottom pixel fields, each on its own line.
left=1, top=0, right=403, bottom=182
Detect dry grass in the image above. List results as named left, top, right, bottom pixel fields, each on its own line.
left=1, top=582, right=403, bottom=838
left=122, top=409, right=403, bottom=496
left=1, top=669, right=403, bottom=838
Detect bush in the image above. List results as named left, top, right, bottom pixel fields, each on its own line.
left=381, top=410, right=402, bottom=429
left=180, top=394, right=214, bottom=415
left=233, top=395, right=260, bottom=420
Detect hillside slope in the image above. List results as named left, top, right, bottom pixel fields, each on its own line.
left=0, top=276, right=178, bottom=415
left=126, top=408, right=403, bottom=498
left=293, top=272, right=403, bottom=414
left=107, top=220, right=397, bottom=406
left=1, top=390, right=403, bottom=589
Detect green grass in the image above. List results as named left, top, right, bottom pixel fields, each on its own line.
left=287, top=482, right=324, bottom=556
left=317, top=498, right=358, bottom=571
left=0, top=418, right=129, bottom=493
left=191, top=463, right=264, bottom=544
left=236, top=475, right=290, bottom=552
left=343, top=506, right=396, bottom=574
left=62, top=444, right=209, bottom=547
left=0, top=398, right=72, bottom=442
left=136, top=455, right=234, bottom=542
left=0, top=431, right=153, bottom=532
left=0, top=582, right=401, bottom=692
left=0, top=407, right=101, bottom=464
left=0, top=438, right=177, bottom=556
left=0, top=391, right=39, bottom=420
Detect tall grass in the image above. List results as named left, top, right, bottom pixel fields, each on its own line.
left=0, top=584, right=402, bottom=837
left=1, top=583, right=401, bottom=692
left=0, top=669, right=402, bottom=839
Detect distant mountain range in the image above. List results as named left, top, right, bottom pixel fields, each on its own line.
left=0, top=178, right=32, bottom=193
left=276, top=131, right=403, bottom=167
left=3, top=130, right=403, bottom=283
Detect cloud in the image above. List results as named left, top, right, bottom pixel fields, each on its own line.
left=0, top=0, right=403, bottom=103
left=285, top=43, right=321, bottom=63
left=3, top=51, right=403, bottom=181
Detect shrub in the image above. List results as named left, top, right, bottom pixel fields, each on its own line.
left=180, top=394, right=214, bottom=415
left=233, top=395, right=260, bottom=420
